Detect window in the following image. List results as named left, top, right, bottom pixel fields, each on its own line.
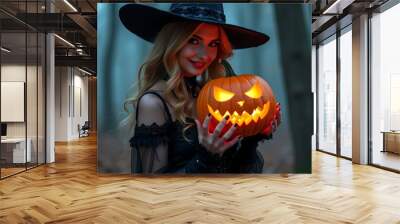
left=339, top=27, right=352, bottom=158
left=370, top=2, right=400, bottom=171
left=317, top=35, right=337, bottom=155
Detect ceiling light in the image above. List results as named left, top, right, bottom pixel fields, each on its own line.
left=322, top=0, right=342, bottom=14
left=63, top=0, right=78, bottom=12
left=322, top=0, right=354, bottom=15
left=78, top=67, right=93, bottom=76
left=54, top=34, right=75, bottom=48
left=1, top=47, right=11, bottom=53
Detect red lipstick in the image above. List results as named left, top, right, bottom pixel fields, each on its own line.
left=191, top=60, right=205, bottom=69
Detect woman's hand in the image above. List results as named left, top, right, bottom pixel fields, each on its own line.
left=195, top=115, right=241, bottom=157
left=262, top=102, right=281, bottom=136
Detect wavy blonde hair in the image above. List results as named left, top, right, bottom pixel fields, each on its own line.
left=123, top=21, right=233, bottom=134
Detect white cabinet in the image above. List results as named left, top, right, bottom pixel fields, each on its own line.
left=1, top=138, right=32, bottom=163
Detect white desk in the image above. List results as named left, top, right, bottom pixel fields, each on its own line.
left=1, top=138, right=31, bottom=163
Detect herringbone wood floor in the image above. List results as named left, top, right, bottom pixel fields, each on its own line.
left=1, top=134, right=400, bottom=224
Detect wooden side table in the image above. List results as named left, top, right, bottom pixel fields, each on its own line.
left=381, top=131, right=400, bottom=154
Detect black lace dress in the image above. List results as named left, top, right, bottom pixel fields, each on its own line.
left=129, top=91, right=268, bottom=174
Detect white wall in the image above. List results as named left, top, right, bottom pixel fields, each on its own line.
left=1, top=66, right=26, bottom=129
left=1, top=65, right=40, bottom=137
left=72, top=73, right=89, bottom=138
left=55, top=67, right=89, bottom=141
left=55, top=67, right=69, bottom=141
left=1, top=63, right=46, bottom=163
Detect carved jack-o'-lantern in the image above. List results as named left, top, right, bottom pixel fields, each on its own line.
left=197, top=74, right=280, bottom=137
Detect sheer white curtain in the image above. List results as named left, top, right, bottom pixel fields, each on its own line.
left=371, top=3, right=400, bottom=169
left=340, top=29, right=352, bottom=158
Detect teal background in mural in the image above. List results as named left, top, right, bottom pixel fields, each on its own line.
left=98, top=3, right=312, bottom=173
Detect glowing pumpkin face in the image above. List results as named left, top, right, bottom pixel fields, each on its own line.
left=197, top=74, right=279, bottom=137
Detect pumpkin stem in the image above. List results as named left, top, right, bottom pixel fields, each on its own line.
left=221, top=60, right=237, bottom=77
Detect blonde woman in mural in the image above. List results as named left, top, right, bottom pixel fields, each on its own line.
left=120, top=3, right=280, bottom=173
